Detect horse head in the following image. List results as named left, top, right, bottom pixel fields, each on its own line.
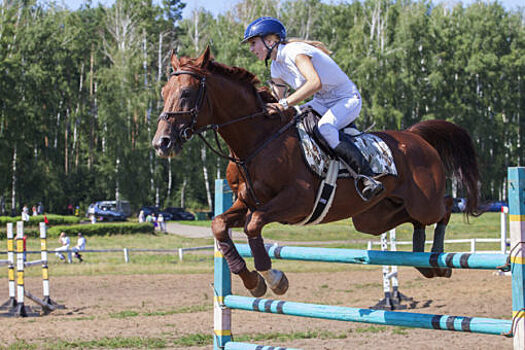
left=152, top=47, right=213, bottom=158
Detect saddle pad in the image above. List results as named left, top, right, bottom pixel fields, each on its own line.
left=297, top=120, right=398, bottom=179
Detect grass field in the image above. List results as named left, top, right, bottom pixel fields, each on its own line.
left=0, top=212, right=506, bottom=278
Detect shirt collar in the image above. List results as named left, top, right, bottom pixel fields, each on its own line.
left=274, top=43, right=285, bottom=63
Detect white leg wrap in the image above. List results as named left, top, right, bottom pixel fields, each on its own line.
left=260, top=269, right=283, bottom=289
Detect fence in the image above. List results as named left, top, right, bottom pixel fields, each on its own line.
left=212, top=167, right=525, bottom=350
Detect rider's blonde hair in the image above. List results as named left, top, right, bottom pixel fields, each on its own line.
left=265, top=34, right=332, bottom=56
left=283, top=38, right=332, bottom=56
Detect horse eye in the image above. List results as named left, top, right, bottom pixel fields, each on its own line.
left=180, top=89, right=192, bottom=98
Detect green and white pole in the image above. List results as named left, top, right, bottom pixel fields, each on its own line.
left=508, top=167, right=525, bottom=349
left=213, top=179, right=233, bottom=350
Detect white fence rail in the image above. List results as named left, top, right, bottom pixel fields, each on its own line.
left=0, top=246, right=215, bottom=263
left=367, top=206, right=510, bottom=254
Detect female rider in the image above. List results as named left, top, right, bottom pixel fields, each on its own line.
left=242, top=16, right=383, bottom=200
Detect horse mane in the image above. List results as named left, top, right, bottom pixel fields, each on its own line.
left=178, top=56, right=276, bottom=103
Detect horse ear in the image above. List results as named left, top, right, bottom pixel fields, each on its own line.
left=196, top=45, right=211, bottom=68
left=171, top=49, right=180, bottom=70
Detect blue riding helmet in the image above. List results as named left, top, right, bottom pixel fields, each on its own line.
left=241, top=17, right=286, bottom=44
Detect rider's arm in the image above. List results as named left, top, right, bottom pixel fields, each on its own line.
left=282, top=54, right=322, bottom=107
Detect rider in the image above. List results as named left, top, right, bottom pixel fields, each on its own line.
left=242, top=16, right=383, bottom=200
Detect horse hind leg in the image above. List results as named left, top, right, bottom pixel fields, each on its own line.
left=413, top=196, right=453, bottom=278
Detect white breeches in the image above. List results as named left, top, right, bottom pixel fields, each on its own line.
left=305, top=93, right=362, bottom=148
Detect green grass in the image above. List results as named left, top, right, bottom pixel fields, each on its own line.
left=109, top=304, right=212, bottom=319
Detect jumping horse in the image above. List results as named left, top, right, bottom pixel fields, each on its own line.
left=152, top=47, right=481, bottom=297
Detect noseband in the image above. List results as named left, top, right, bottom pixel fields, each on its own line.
left=158, top=70, right=207, bottom=141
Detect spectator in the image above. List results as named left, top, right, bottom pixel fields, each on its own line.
left=145, top=214, right=153, bottom=223
left=21, top=205, right=30, bottom=222
left=158, top=213, right=166, bottom=233
left=138, top=210, right=145, bottom=223
left=22, top=234, right=27, bottom=262
left=151, top=213, right=157, bottom=230
left=37, top=202, right=44, bottom=215
left=55, top=232, right=72, bottom=263
left=32, top=205, right=37, bottom=216
left=71, top=232, right=86, bottom=263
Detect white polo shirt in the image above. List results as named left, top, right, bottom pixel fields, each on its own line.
left=270, top=42, right=359, bottom=105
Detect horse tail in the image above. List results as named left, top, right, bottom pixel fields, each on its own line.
left=407, top=119, right=481, bottom=217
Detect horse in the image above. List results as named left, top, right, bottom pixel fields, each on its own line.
left=152, top=47, right=480, bottom=297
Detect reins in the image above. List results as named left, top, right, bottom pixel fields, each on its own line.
left=158, top=69, right=294, bottom=207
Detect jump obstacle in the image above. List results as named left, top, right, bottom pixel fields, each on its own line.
left=0, top=222, right=64, bottom=317
left=369, top=229, right=413, bottom=310
left=212, top=167, right=525, bottom=350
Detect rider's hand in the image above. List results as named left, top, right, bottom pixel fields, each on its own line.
left=266, top=102, right=285, bottom=112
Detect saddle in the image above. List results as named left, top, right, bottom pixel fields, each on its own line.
left=296, top=107, right=397, bottom=179
left=293, top=107, right=397, bottom=226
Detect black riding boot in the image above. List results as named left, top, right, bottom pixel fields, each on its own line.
left=333, top=141, right=384, bottom=200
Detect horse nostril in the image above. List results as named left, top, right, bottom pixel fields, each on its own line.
left=159, top=136, right=171, bottom=151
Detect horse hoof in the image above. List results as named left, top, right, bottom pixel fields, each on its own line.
left=416, top=267, right=452, bottom=278
left=271, top=273, right=289, bottom=295
left=416, top=267, right=437, bottom=278
left=435, top=268, right=452, bottom=278
left=248, top=272, right=267, bottom=297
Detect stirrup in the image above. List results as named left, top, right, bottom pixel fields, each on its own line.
left=354, top=174, right=383, bottom=202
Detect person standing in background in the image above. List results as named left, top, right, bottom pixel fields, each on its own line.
left=21, top=205, right=30, bottom=222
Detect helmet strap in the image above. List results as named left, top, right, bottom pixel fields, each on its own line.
left=262, top=38, right=281, bottom=67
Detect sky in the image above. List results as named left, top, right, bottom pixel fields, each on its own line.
left=63, top=0, right=524, bottom=17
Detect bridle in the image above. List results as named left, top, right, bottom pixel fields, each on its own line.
left=158, top=70, right=207, bottom=142
left=157, top=69, right=300, bottom=207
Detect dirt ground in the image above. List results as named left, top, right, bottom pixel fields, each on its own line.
left=0, top=268, right=513, bottom=349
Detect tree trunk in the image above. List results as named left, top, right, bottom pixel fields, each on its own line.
left=201, top=146, right=212, bottom=210
left=180, top=177, right=187, bottom=208
left=115, top=157, right=120, bottom=201
left=11, top=145, right=16, bottom=216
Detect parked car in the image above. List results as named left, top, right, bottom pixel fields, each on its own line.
left=163, top=207, right=195, bottom=221
left=480, top=200, right=508, bottom=212
left=138, top=206, right=175, bottom=221
left=87, top=200, right=131, bottom=221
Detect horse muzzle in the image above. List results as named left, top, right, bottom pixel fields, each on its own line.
left=152, top=134, right=182, bottom=158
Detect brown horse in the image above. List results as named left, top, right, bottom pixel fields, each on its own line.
left=152, top=47, right=480, bottom=297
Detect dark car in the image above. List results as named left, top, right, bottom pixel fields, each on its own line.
left=480, top=200, right=508, bottom=212
left=163, top=207, right=195, bottom=221
left=138, top=206, right=175, bottom=221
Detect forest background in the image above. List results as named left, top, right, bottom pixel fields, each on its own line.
left=0, top=0, right=523, bottom=215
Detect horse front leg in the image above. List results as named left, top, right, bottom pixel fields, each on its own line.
left=211, top=199, right=267, bottom=297
left=243, top=188, right=311, bottom=296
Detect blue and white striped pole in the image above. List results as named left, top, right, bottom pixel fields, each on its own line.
left=508, top=167, right=525, bottom=349
left=214, top=179, right=233, bottom=350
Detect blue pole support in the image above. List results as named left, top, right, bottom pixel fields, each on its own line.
left=214, top=179, right=233, bottom=350
left=224, top=295, right=511, bottom=336
left=233, top=244, right=507, bottom=270
left=508, top=167, right=525, bottom=349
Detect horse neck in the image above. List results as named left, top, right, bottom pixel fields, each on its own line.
left=207, top=76, right=285, bottom=160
